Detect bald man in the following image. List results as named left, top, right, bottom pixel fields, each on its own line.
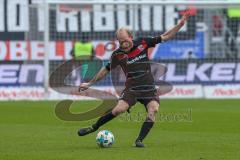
left=78, top=13, right=189, bottom=147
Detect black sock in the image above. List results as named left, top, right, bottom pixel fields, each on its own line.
left=136, top=118, right=154, bottom=142
left=92, top=112, right=116, bottom=130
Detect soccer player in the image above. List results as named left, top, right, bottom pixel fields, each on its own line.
left=78, top=12, right=190, bottom=147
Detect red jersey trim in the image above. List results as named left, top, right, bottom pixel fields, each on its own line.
left=127, top=40, right=148, bottom=58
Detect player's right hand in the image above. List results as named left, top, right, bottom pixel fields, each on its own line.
left=78, top=82, right=91, bottom=92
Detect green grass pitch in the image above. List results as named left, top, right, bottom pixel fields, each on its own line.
left=0, top=99, right=240, bottom=160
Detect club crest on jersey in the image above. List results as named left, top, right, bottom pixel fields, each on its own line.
left=138, top=44, right=145, bottom=51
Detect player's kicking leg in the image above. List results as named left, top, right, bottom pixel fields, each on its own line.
left=78, top=100, right=129, bottom=136
left=135, top=100, right=159, bottom=147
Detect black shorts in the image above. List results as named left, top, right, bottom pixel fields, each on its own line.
left=119, top=88, right=160, bottom=110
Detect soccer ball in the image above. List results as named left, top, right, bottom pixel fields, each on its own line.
left=96, top=130, right=114, bottom=148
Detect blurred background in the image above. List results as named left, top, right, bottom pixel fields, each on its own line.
left=0, top=0, right=240, bottom=100
left=1, top=1, right=240, bottom=160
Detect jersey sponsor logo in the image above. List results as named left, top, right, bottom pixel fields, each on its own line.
left=137, top=44, right=145, bottom=51
left=127, top=54, right=147, bottom=64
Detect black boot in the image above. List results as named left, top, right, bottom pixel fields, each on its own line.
left=135, top=139, right=145, bottom=148
left=78, top=126, right=97, bottom=136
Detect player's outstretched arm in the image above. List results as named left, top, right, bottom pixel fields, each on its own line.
left=160, top=12, right=190, bottom=42
left=79, top=67, right=109, bottom=92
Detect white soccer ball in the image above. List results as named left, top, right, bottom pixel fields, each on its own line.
left=96, top=130, right=114, bottom=148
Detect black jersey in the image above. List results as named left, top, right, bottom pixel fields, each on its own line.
left=105, top=36, right=162, bottom=90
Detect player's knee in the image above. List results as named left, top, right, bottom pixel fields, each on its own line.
left=154, top=107, right=159, bottom=113
left=148, top=106, right=158, bottom=114
left=147, top=101, right=159, bottom=113
left=147, top=108, right=158, bottom=122
left=112, top=100, right=129, bottom=116
left=112, top=108, right=125, bottom=116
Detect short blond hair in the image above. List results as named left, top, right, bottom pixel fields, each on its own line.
left=116, top=27, right=133, bottom=39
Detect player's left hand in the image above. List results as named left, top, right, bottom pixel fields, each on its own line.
left=179, top=5, right=197, bottom=26
left=179, top=12, right=190, bottom=26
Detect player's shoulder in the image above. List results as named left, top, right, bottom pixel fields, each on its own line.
left=134, top=37, right=145, bottom=42
left=112, top=48, right=124, bottom=56
left=134, top=36, right=153, bottom=44
left=135, top=36, right=153, bottom=40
